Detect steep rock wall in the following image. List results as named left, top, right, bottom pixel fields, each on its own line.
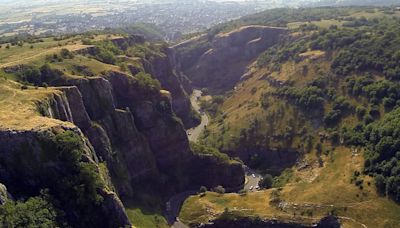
left=199, top=215, right=340, bottom=228
left=49, top=72, right=244, bottom=197
left=53, top=77, right=160, bottom=198
left=174, top=26, right=287, bottom=92
left=141, top=48, right=196, bottom=128
left=111, top=35, right=198, bottom=128
left=0, top=125, right=131, bottom=227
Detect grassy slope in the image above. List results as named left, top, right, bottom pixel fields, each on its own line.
left=182, top=7, right=400, bottom=228
left=0, top=34, right=122, bottom=68
left=126, top=207, right=169, bottom=228
left=180, top=146, right=400, bottom=227
left=0, top=33, right=174, bottom=227
left=0, top=78, right=73, bottom=130
left=0, top=34, right=125, bottom=129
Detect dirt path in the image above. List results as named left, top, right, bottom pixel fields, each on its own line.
left=0, top=44, right=92, bottom=68
left=339, top=216, right=368, bottom=228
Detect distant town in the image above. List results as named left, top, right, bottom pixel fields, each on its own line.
left=1, top=0, right=398, bottom=40
left=0, top=0, right=319, bottom=40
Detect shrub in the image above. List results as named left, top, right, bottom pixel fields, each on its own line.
left=259, top=174, right=273, bottom=189
left=199, top=186, right=207, bottom=193
left=324, top=110, right=342, bottom=126
left=213, top=186, right=225, bottom=194
left=135, top=72, right=161, bottom=93
left=356, top=106, right=366, bottom=119
left=375, top=174, right=386, bottom=196
left=0, top=195, right=57, bottom=227
left=60, top=48, right=74, bottom=59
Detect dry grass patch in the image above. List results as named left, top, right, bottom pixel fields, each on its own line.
left=0, top=79, right=71, bottom=130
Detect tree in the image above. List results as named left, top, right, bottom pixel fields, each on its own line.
left=60, top=48, right=74, bottom=59
left=199, top=186, right=207, bottom=193
left=375, top=174, right=386, bottom=196
left=259, top=174, right=273, bottom=189
left=0, top=196, right=57, bottom=227
left=213, top=186, right=225, bottom=194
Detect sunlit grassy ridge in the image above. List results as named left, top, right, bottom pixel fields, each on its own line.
left=0, top=34, right=122, bottom=68
left=180, top=146, right=400, bottom=227
left=0, top=79, right=72, bottom=130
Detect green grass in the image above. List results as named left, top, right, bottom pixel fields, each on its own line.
left=0, top=34, right=122, bottom=68
left=288, top=19, right=344, bottom=29
left=50, top=55, right=121, bottom=76
left=0, top=78, right=73, bottom=130
left=180, top=147, right=400, bottom=227
left=126, top=207, right=169, bottom=228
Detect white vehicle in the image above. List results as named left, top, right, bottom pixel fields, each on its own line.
left=255, top=186, right=260, bottom=190
left=249, top=186, right=254, bottom=190
left=187, top=132, right=192, bottom=136
left=252, top=174, right=255, bottom=178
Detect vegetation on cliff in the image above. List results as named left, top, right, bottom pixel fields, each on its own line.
left=178, top=6, right=400, bottom=227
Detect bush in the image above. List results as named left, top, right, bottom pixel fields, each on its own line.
left=135, top=72, right=161, bottom=93
left=375, top=174, right=386, bottom=196
left=190, top=142, right=230, bottom=163
left=199, top=186, right=207, bottom=193
left=324, top=110, right=342, bottom=126
left=213, top=186, right=225, bottom=194
left=60, top=48, right=74, bottom=59
left=0, top=195, right=58, bottom=227
left=356, top=106, right=366, bottom=119
left=259, top=174, right=273, bottom=189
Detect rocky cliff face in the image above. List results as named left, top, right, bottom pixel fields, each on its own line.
left=199, top=215, right=340, bottom=228
left=48, top=70, right=243, bottom=196
left=188, top=155, right=245, bottom=190
left=174, top=26, right=287, bottom=92
left=0, top=35, right=246, bottom=225
left=111, top=36, right=199, bottom=128
left=0, top=125, right=131, bottom=227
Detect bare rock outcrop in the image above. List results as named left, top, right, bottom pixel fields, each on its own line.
left=0, top=125, right=131, bottom=227
left=174, top=26, right=287, bottom=92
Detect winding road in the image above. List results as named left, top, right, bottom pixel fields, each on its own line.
left=167, top=89, right=207, bottom=228
left=166, top=89, right=261, bottom=228
left=186, top=89, right=209, bottom=142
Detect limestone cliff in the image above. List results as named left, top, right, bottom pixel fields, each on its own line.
left=0, top=34, right=245, bottom=225
left=0, top=124, right=131, bottom=227
left=198, top=214, right=340, bottom=228
left=112, top=35, right=199, bottom=128
left=48, top=70, right=244, bottom=196
left=174, top=26, right=287, bottom=92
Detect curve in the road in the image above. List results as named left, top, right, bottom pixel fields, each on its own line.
left=186, top=89, right=209, bottom=142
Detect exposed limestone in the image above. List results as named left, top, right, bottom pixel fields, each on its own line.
left=0, top=183, right=12, bottom=205
left=174, top=26, right=287, bottom=92
left=0, top=125, right=131, bottom=227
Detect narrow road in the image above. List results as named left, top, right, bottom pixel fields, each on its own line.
left=243, top=166, right=262, bottom=191
left=166, top=90, right=262, bottom=228
left=186, top=89, right=209, bottom=142
left=166, top=89, right=207, bottom=228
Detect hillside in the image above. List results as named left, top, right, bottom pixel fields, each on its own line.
left=175, top=6, right=400, bottom=228
left=0, top=32, right=245, bottom=227
left=2, top=5, right=400, bottom=228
